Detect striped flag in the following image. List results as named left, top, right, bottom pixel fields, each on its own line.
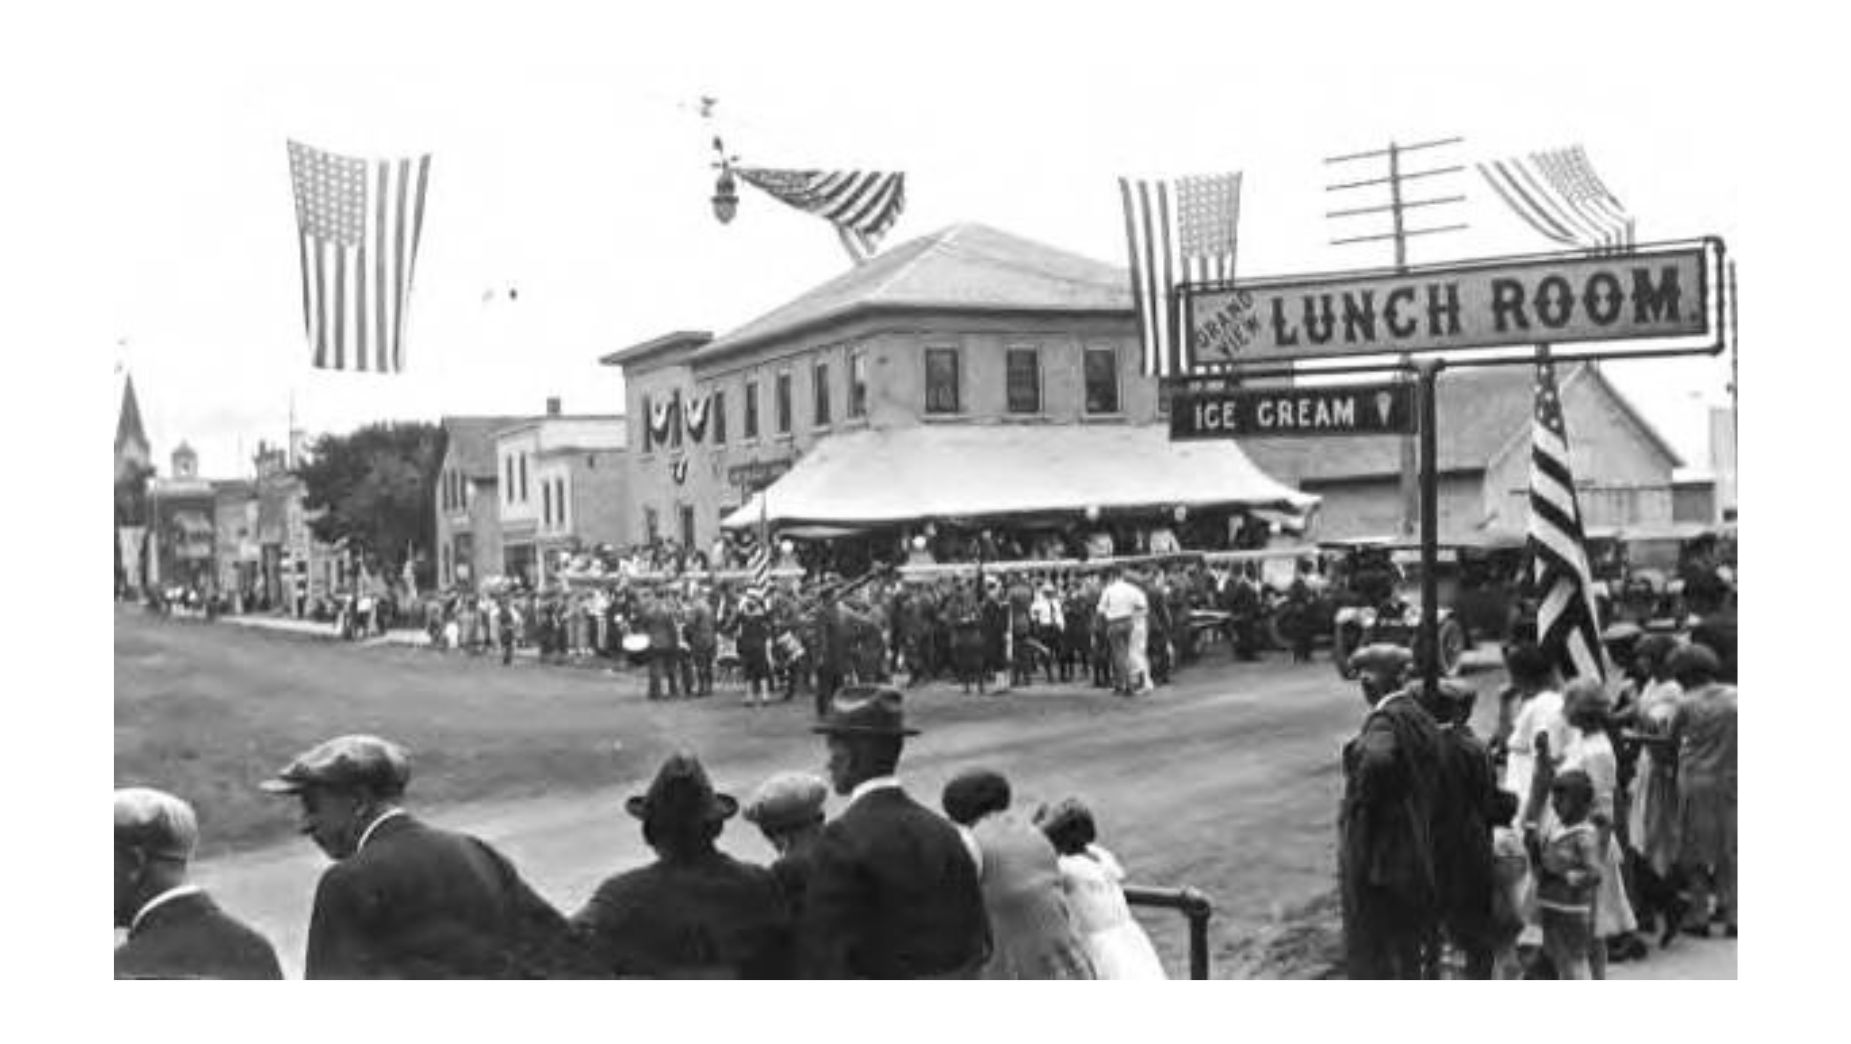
left=735, top=167, right=906, bottom=264
left=287, top=141, right=432, bottom=373
left=1118, top=172, right=1242, bottom=377
left=1527, top=357, right=1607, bottom=681
left=1478, top=146, right=1634, bottom=252
left=745, top=544, right=773, bottom=602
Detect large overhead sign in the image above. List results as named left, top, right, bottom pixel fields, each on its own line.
left=1183, top=240, right=1720, bottom=367
left=1170, top=383, right=1416, bottom=440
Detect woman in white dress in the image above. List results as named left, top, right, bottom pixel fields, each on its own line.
left=1035, top=798, right=1166, bottom=979
left=1559, top=678, right=1643, bottom=973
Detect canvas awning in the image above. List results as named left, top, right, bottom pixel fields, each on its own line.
left=722, top=425, right=1318, bottom=531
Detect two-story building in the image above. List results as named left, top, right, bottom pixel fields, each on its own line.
left=491, top=409, right=629, bottom=583
left=602, top=223, right=1312, bottom=554
left=434, top=414, right=532, bottom=590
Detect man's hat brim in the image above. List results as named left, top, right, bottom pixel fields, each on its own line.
left=625, top=793, right=739, bottom=821
left=811, top=722, right=921, bottom=737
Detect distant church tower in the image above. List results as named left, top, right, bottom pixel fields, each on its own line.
left=115, top=373, right=151, bottom=482
left=171, top=441, right=199, bottom=480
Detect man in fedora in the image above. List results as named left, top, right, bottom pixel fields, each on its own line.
left=572, top=751, right=791, bottom=978
left=262, top=734, right=589, bottom=978
left=800, top=686, right=990, bottom=978
left=1338, top=645, right=1445, bottom=979
left=115, top=787, right=282, bottom=979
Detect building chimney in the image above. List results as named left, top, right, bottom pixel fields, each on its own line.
left=546, top=396, right=562, bottom=417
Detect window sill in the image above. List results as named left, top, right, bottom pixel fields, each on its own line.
left=921, top=412, right=969, bottom=423
left=1081, top=413, right=1128, bottom=423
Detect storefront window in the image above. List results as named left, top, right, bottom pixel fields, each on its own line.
left=849, top=351, right=868, bottom=418
left=814, top=361, right=832, bottom=426
left=1005, top=347, right=1040, bottom=414
left=776, top=371, right=793, bottom=434
left=925, top=347, right=960, bottom=414
left=1084, top=346, right=1120, bottom=414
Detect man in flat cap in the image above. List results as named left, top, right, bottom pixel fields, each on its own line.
left=1338, top=644, right=1445, bottom=979
left=743, top=771, right=830, bottom=921
left=263, top=734, right=591, bottom=978
left=572, top=751, right=791, bottom=978
left=800, top=686, right=990, bottom=978
left=115, top=787, right=282, bottom=979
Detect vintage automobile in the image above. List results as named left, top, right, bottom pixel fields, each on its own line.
left=1321, top=532, right=1530, bottom=680
left=1584, top=522, right=1736, bottom=629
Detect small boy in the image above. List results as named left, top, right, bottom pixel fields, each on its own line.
left=1488, top=789, right=1531, bottom=980
left=1529, top=769, right=1603, bottom=979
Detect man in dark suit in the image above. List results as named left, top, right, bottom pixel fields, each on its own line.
left=261, top=734, right=593, bottom=978
left=800, top=687, right=991, bottom=978
left=114, top=788, right=282, bottom=979
left=573, top=752, right=792, bottom=978
left=642, top=593, right=683, bottom=700
left=1338, top=646, right=1445, bottom=980
left=1416, top=679, right=1500, bottom=979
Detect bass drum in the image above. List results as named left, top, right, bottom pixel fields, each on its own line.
left=621, top=632, right=652, bottom=665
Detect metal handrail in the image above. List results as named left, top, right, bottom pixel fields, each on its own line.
left=1123, top=885, right=1214, bottom=980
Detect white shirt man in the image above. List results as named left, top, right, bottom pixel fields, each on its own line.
left=1097, top=577, right=1147, bottom=622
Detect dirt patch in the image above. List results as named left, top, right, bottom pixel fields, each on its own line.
left=1218, top=890, right=1346, bottom=979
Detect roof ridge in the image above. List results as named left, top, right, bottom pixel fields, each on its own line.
left=861, top=224, right=964, bottom=303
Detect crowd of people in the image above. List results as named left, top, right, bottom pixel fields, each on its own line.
left=1338, top=615, right=1738, bottom=979
left=115, top=688, right=1168, bottom=979
left=417, top=556, right=1291, bottom=713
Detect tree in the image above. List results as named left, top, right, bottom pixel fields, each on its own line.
left=296, top=422, right=444, bottom=574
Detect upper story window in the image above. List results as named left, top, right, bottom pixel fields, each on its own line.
left=813, top=361, right=832, bottom=427
left=542, top=480, right=552, bottom=526
left=670, top=392, right=683, bottom=449
left=711, top=390, right=727, bottom=445
left=1005, top=346, right=1041, bottom=415
left=1084, top=345, right=1121, bottom=415
left=925, top=347, right=961, bottom=415
left=554, top=478, right=568, bottom=528
left=848, top=351, right=869, bottom=419
left=519, top=454, right=529, bottom=503
left=743, top=379, right=760, bottom=439
left=776, top=370, right=793, bottom=435
left=504, top=455, right=515, bottom=503
left=640, top=393, right=653, bottom=452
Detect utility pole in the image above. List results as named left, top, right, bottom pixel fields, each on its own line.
left=1325, top=137, right=1468, bottom=537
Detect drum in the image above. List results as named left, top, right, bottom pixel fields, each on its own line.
left=621, top=632, right=652, bottom=654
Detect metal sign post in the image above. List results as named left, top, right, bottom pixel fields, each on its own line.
left=1415, top=358, right=1443, bottom=702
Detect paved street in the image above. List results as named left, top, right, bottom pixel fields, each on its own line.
left=120, top=612, right=1733, bottom=978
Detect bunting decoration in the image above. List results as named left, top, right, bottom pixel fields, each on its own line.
left=684, top=393, right=712, bottom=443
left=735, top=167, right=906, bottom=264
left=1527, top=354, right=1607, bottom=681
left=1118, top=171, right=1243, bottom=377
left=648, top=396, right=676, bottom=447
left=671, top=458, right=690, bottom=485
left=286, top=140, right=432, bottom=372
left=1478, top=145, right=1634, bottom=252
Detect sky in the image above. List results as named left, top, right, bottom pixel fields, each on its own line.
left=76, top=0, right=1781, bottom=481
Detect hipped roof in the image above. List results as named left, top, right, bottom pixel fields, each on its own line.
left=696, top=223, right=1132, bottom=362
left=722, top=424, right=1317, bottom=530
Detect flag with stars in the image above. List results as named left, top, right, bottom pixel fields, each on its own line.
left=1118, top=171, right=1242, bottom=377
left=287, top=141, right=432, bottom=373
left=1527, top=356, right=1607, bottom=681
left=1479, top=145, right=1634, bottom=254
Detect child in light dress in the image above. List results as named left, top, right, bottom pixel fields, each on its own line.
left=1034, top=798, right=1166, bottom=979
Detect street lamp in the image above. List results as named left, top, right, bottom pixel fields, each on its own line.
left=710, top=135, right=739, bottom=225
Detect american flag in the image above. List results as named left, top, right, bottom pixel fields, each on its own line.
left=1479, top=145, right=1633, bottom=253
left=287, top=141, right=432, bottom=373
left=1527, top=357, right=1607, bottom=681
left=745, top=543, right=773, bottom=601
left=1118, top=172, right=1242, bottom=377
left=735, top=167, right=905, bottom=264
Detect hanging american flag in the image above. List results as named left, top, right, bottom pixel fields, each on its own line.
left=287, top=141, right=432, bottom=373
left=1479, top=146, right=1633, bottom=253
left=1528, top=356, right=1607, bottom=681
left=744, top=543, right=773, bottom=602
left=735, top=167, right=906, bottom=264
left=1118, top=172, right=1242, bottom=377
